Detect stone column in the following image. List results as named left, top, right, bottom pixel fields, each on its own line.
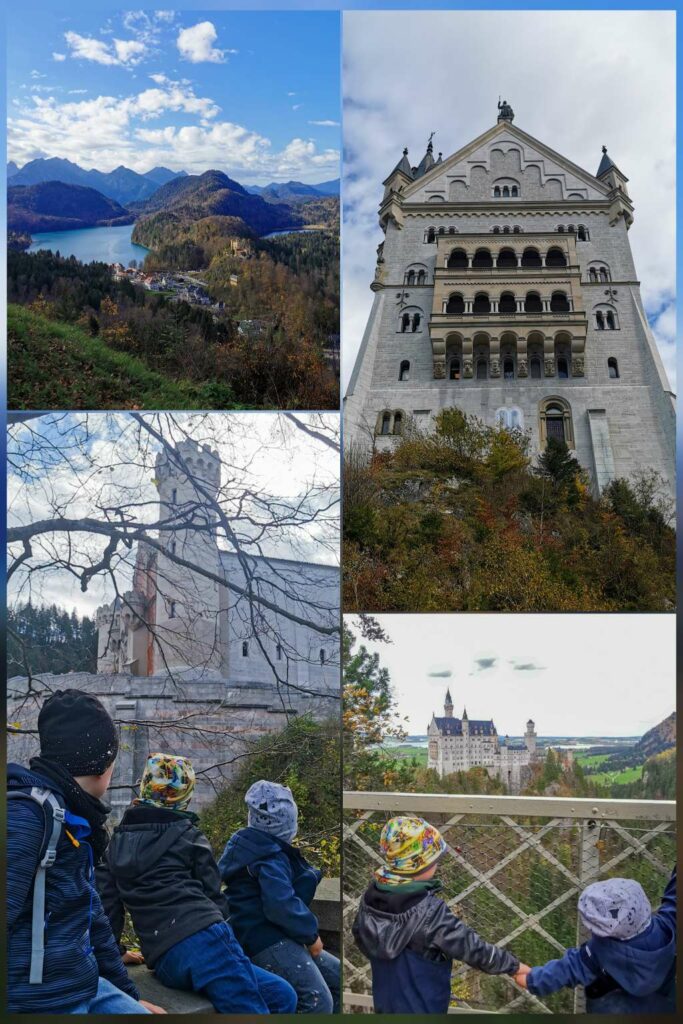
left=489, top=336, right=501, bottom=378
left=516, top=335, right=528, bottom=377
left=571, top=336, right=585, bottom=377
left=432, top=332, right=446, bottom=379
left=544, top=336, right=555, bottom=377
left=462, top=336, right=474, bottom=377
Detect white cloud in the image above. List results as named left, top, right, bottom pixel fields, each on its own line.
left=288, top=91, right=296, bottom=97
left=342, top=10, right=676, bottom=391
left=308, top=119, right=339, bottom=127
left=177, top=21, right=230, bottom=64
left=30, top=70, right=45, bottom=79
left=292, top=104, right=302, bottom=111
left=68, top=89, right=88, bottom=95
left=64, top=30, right=148, bottom=67
left=113, top=39, right=147, bottom=65
left=52, top=53, right=66, bottom=62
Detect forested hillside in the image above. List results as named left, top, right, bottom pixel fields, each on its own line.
left=8, top=603, right=98, bottom=677
left=8, top=181, right=133, bottom=232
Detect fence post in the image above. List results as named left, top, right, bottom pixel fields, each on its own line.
left=574, top=818, right=601, bottom=1014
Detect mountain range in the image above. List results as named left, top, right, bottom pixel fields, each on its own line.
left=635, top=711, right=676, bottom=759
left=7, top=160, right=339, bottom=208
left=8, top=181, right=133, bottom=233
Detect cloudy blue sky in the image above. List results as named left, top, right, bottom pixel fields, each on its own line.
left=7, top=8, right=340, bottom=184
left=346, top=614, right=675, bottom=738
left=342, top=9, right=676, bottom=391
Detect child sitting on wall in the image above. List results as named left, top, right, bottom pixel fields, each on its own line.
left=352, top=815, right=526, bottom=1014
left=102, top=754, right=297, bottom=1015
left=219, top=780, right=341, bottom=1014
left=515, top=869, right=677, bottom=1014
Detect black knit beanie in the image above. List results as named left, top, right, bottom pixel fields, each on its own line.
left=38, top=689, right=119, bottom=776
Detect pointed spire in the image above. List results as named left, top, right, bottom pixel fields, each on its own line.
left=462, top=706, right=468, bottom=721
left=597, top=144, right=618, bottom=178
left=414, top=133, right=437, bottom=178
left=390, top=146, right=413, bottom=179
left=445, top=687, right=452, bottom=705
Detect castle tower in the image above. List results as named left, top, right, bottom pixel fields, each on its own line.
left=153, top=439, right=225, bottom=675
left=461, top=705, right=469, bottom=736
left=525, top=717, right=537, bottom=756
left=444, top=686, right=454, bottom=717
left=344, top=104, right=675, bottom=498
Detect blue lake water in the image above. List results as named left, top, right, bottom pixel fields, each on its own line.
left=262, top=228, right=318, bottom=239
left=28, top=224, right=148, bottom=265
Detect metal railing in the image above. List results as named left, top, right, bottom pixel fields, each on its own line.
left=343, top=792, right=676, bottom=1015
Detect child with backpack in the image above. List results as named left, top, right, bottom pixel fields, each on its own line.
left=7, top=688, right=163, bottom=1014
left=352, top=815, right=526, bottom=1014
left=219, top=780, right=341, bottom=1014
left=103, top=753, right=297, bottom=1014
left=515, top=869, right=677, bottom=1013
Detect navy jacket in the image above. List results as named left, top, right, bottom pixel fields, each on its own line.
left=528, top=868, right=677, bottom=1001
left=219, top=826, right=322, bottom=957
left=7, top=763, right=139, bottom=1014
left=353, top=881, right=519, bottom=1014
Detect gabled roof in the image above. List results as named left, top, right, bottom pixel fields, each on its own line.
left=401, top=120, right=611, bottom=200
left=434, top=716, right=496, bottom=737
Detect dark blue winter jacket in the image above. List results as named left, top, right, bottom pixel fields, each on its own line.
left=219, top=826, right=322, bottom=957
left=7, top=763, right=140, bottom=1013
left=528, top=868, right=677, bottom=1002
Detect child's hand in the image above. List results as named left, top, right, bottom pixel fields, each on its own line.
left=514, top=963, right=532, bottom=989
left=308, top=937, right=324, bottom=957
left=123, top=950, right=145, bottom=965
left=139, top=1000, right=167, bottom=1013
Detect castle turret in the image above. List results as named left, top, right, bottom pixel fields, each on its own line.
left=525, top=717, right=538, bottom=756
left=462, top=705, right=469, bottom=736
left=153, top=439, right=225, bottom=676
left=596, top=145, right=633, bottom=227
left=444, top=687, right=454, bottom=718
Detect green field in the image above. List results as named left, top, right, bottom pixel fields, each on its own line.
left=390, top=744, right=428, bottom=765
left=588, top=764, right=644, bottom=786
left=575, top=753, right=612, bottom=768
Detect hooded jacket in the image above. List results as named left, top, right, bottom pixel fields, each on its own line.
left=219, top=826, right=322, bottom=957
left=353, top=881, right=520, bottom=1014
left=103, top=804, right=230, bottom=968
left=527, top=868, right=676, bottom=1001
left=7, top=763, right=139, bottom=1014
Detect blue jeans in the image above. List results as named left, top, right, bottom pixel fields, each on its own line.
left=69, top=977, right=151, bottom=1014
left=252, top=939, right=340, bottom=1014
left=154, top=921, right=297, bottom=1014
left=587, top=989, right=676, bottom=1014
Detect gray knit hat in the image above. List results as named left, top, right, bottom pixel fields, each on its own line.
left=245, top=780, right=298, bottom=842
left=579, top=878, right=652, bottom=940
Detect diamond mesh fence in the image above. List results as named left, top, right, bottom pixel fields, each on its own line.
left=343, top=797, right=676, bottom=1014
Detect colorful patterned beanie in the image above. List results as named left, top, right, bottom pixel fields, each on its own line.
left=136, top=753, right=196, bottom=810
left=375, top=815, right=447, bottom=884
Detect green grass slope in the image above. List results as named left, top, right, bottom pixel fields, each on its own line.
left=8, top=304, right=243, bottom=410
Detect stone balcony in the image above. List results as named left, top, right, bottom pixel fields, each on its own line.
left=343, top=792, right=675, bottom=1015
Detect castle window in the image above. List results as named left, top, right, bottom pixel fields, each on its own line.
left=319, top=649, right=326, bottom=665
left=417, top=269, right=426, bottom=285
left=448, top=227, right=456, bottom=235
left=546, top=247, right=567, bottom=268
left=494, top=186, right=501, bottom=197
left=496, top=247, right=517, bottom=269
left=401, top=312, right=411, bottom=332
left=503, top=357, right=514, bottom=379
left=557, top=357, right=569, bottom=379
left=380, top=412, right=391, bottom=435
left=498, top=291, right=517, bottom=314
left=557, top=225, right=565, bottom=233
left=171, top=488, right=177, bottom=504
left=596, top=311, right=605, bottom=330
left=169, top=600, right=176, bottom=619
left=405, top=270, right=416, bottom=285
left=589, top=268, right=598, bottom=282
left=472, top=292, right=491, bottom=314
left=550, top=290, right=570, bottom=312
left=170, top=539, right=177, bottom=556
left=399, top=360, right=410, bottom=381
left=438, top=227, right=445, bottom=235
left=472, top=248, right=493, bottom=269
left=606, top=311, right=616, bottom=329
left=540, top=397, right=574, bottom=448
left=412, top=313, right=421, bottom=332
left=600, top=267, right=609, bottom=282
left=530, top=357, right=542, bottom=379
left=502, top=226, right=511, bottom=234
left=242, top=641, right=249, bottom=657
left=476, top=358, right=488, bottom=380
left=393, top=412, right=403, bottom=434
left=577, top=225, right=589, bottom=241
left=524, top=291, right=543, bottom=313
left=513, top=226, right=521, bottom=234
left=276, top=643, right=282, bottom=660
left=427, top=227, right=436, bottom=243
left=521, top=247, right=542, bottom=268
left=447, top=248, right=468, bottom=269
left=608, top=357, right=619, bottom=379
left=449, top=358, right=461, bottom=381
left=502, top=186, right=510, bottom=197
left=446, top=293, right=465, bottom=315
left=492, top=226, right=501, bottom=234
left=511, top=185, right=519, bottom=197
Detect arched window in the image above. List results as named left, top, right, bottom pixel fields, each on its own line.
left=447, top=248, right=468, bottom=269
left=530, top=357, right=542, bottom=379
left=276, top=643, right=282, bottom=661
left=169, top=600, right=176, bottom=619
left=393, top=412, right=403, bottom=434
left=380, top=412, right=391, bottom=435
left=171, top=488, right=177, bottom=504
left=496, top=407, right=523, bottom=429
left=417, top=269, right=426, bottom=285
left=540, top=397, right=574, bottom=448
left=446, top=293, right=465, bottom=315
left=448, top=226, right=456, bottom=235
left=503, top=357, right=514, bottom=379
left=494, top=186, right=501, bottom=197
left=595, top=311, right=605, bottom=330
left=513, top=225, right=521, bottom=234
left=496, top=247, right=517, bottom=269
left=524, top=292, right=543, bottom=313
left=521, top=247, right=542, bottom=268
left=472, top=292, right=491, bottom=314
left=557, top=225, right=565, bottom=233
left=589, top=268, right=598, bottom=282
left=476, top=358, right=488, bottom=379
left=492, top=226, right=501, bottom=234
left=498, top=292, right=517, bottom=314
left=427, top=227, right=436, bottom=243
left=545, top=247, right=567, bottom=268
left=320, top=649, right=326, bottom=665
left=412, top=313, right=421, bottom=332
left=502, top=186, right=510, bottom=197
left=399, top=360, right=410, bottom=381
left=242, top=641, right=249, bottom=657
left=511, top=185, right=519, bottom=197
left=438, top=227, right=445, bottom=235
left=472, top=248, right=493, bottom=269
left=567, top=224, right=575, bottom=234
left=401, top=312, right=410, bottom=332
left=557, top=357, right=569, bottom=379
left=550, top=291, right=570, bottom=312
left=406, top=269, right=415, bottom=285
left=449, top=358, right=461, bottom=381
left=502, top=225, right=511, bottom=234
left=600, top=267, right=609, bottom=282
left=608, top=357, right=619, bottom=378
left=605, top=311, right=615, bottom=330
left=577, top=225, right=588, bottom=241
